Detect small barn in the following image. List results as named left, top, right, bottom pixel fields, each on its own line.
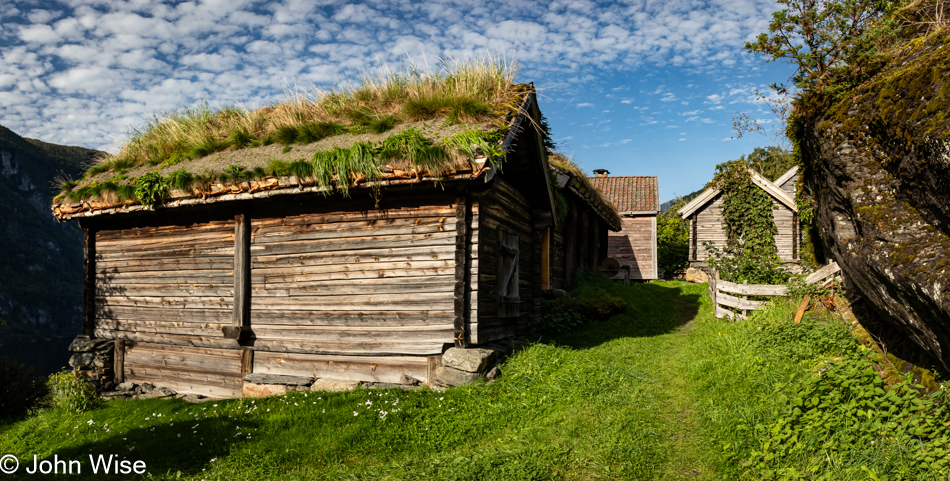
left=677, top=166, right=799, bottom=266
left=586, top=173, right=659, bottom=280
left=52, top=83, right=620, bottom=397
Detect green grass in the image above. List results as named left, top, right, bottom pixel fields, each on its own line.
left=0, top=282, right=721, bottom=480
left=5, top=281, right=946, bottom=479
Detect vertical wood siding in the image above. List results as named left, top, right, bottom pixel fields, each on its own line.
left=691, top=191, right=798, bottom=263
left=608, top=215, right=657, bottom=280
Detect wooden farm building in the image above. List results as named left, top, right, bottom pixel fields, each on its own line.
left=52, top=85, right=621, bottom=397
left=677, top=166, right=800, bottom=266
left=586, top=173, right=659, bottom=280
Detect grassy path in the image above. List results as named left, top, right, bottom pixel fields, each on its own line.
left=0, top=281, right=727, bottom=480
left=548, top=281, right=722, bottom=480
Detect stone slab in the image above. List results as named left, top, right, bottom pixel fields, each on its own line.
left=242, top=382, right=287, bottom=398
left=441, top=347, right=496, bottom=373
left=435, top=365, right=481, bottom=387
left=309, top=379, right=360, bottom=393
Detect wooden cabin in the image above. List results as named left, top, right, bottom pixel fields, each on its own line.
left=677, top=166, right=799, bottom=266
left=52, top=87, right=621, bottom=397
left=586, top=174, right=659, bottom=280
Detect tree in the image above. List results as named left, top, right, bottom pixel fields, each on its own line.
left=657, top=206, right=690, bottom=276
left=732, top=88, right=792, bottom=151
left=745, top=0, right=896, bottom=94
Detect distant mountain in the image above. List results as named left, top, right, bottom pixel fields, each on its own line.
left=0, top=125, right=100, bottom=342
left=660, top=188, right=704, bottom=215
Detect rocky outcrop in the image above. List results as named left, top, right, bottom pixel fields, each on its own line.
left=0, top=125, right=99, bottom=341
left=799, top=31, right=950, bottom=370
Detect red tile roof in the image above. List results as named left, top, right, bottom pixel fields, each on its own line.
left=587, top=176, right=659, bottom=213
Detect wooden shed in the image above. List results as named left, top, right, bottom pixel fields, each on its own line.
left=586, top=174, right=659, bottom=280
left=52, top=86, right=621, bottom=397
left=677, top=166, right=799, bottom=266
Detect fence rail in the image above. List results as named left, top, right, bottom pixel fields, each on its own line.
left=708, top=262, right=840, bottom=319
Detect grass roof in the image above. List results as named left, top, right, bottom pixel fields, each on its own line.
left=56, top=59, right=528, bottom=210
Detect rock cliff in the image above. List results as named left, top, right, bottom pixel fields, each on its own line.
left=798, top=31, right=950, bottom=369
left=0, top=125, right=99, bottom=341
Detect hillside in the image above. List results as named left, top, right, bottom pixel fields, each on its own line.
left=0, top=125, right=100, bottom=342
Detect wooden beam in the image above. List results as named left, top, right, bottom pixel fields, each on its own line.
left=114, top=339, right=125, bottom=384
left=541, top=227, right=550, bottom=290
left=241, top=347, right=254, bottom=379
left=233, top=212, right=251, bottom=336
left=453, top=196, right=471, bottom=347
left=83, top=227, right=96, bottom=336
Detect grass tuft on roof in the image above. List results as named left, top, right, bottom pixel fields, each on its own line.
left=89, top=57, right=519, bottom=175
left=59, top=57, right=525, bottom=205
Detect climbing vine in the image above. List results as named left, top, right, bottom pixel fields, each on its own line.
left=707, top=161, right=789, bottom=283
left=713, top=163, right=778, bottom=259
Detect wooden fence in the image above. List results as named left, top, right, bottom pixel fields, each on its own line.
left=708, top=262, right=841, bottom=319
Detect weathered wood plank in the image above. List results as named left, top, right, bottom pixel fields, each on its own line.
left=234, top=213, right=251, bottom=333
left=250, top=338, right=445, bottom=356
left=253, top=207, right=456, bottom=227
left=95, top=306, right=231, bottom=323
left=250, top=293, right=455, bottom=310
left=249, top=309, right=455, bottom=326
left=96, top=319, right=227, bottom=336
left=716, top=291, right=768, bottom=310
left=252, top=351, right=428, bottom=384
left=250, top=232, right=457, bottom=256
left=252, top=246, right=456, bottom=268
left=716, top=280, right=789, bottom=296
left=805, top=262, right=841, bottom=284
left=93, top=329, right=241, bottom=350
left=97, top=295, right=233, bottom=309
left=252, top=324, right=456, bottom=342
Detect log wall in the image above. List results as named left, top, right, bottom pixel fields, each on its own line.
left=475, top=177, right=533, bottom=343
left=94, top=220, right=241, bottom=397
left=249, top=205, right=460, bottom=361
left=609, top=215, right=657, bottom=280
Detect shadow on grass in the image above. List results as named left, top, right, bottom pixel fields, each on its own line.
left=537, top=281, right=702, bottom=350
left=18, top=406, right=257, bottom=480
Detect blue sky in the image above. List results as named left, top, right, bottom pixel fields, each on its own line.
left=0, top=0, right=794, bottom=202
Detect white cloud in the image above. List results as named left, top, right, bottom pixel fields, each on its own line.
left=0, top=0, right=784, bottom=152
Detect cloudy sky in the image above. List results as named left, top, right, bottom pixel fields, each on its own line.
left=0, top=0, right=794, bottom=201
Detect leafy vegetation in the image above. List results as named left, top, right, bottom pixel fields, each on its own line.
left=704, top=156, right=793, bottom=284
left=657, top=205, right=690, bottom=276
left=3, top=282, right=949, bottom=479
left=48, top=369, right=100, bottom=414
left=745, top=0, right=898, bottom=95
left=693, top=296, right=950, bottom=480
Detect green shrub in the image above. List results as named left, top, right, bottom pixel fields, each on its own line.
left=134, top=171, right=169, bottom=205
left=0, top=354, right=49, bottom=418
left=48, top=369, right=99, bottom=414
left=657, top=213, right=690, bottom=276
left=705, top=241, right=790, bottom=284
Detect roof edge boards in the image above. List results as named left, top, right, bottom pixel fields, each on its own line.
left=678, top=187, right=720, bottom=218
left=773, top=165, right=800, bottom=188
